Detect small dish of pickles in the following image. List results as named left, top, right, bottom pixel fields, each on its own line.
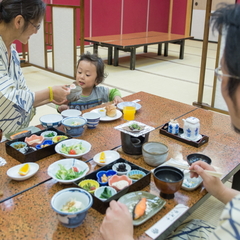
left=127, top=170, right=146, bottom=183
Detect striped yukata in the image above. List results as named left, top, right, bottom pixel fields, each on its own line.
left=167, top=194, right=240, bottom=240
left=0, top=36, right=35, bottom=134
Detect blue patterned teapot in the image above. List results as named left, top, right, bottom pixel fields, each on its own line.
left=182, top=117, right=200, bottom=141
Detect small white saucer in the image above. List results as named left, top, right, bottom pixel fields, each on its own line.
left=180, top=134, right=202, bottom=142
left=181, top=171, right=203, bottom=191
left=7, top=162, right=39, bottom=181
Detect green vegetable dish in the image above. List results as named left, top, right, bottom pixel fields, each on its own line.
left=55, top=164, right=86, bottom=180
left=44, top=132, right=55, bottom=137
left=100, top=187, right=113, bottom=199
left=60, top=143, right=86, bottom=155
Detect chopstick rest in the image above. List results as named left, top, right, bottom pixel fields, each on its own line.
left=166, top=162, right=222, bottom=178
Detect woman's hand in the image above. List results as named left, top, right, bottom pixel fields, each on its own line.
left=52, top=85, right=70, bottom=104
left=100, top=200, right=134, bottom=240
left=113, top=96, right=123, bottom=104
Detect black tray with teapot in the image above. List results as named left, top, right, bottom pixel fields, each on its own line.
left=159, top=123, right=209, bottom=148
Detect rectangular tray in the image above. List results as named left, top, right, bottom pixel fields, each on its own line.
left=5, top=128, right=71, bottom=163
left=74, top=158, right=151, bottom=214
left=159, top=123, right=209, bottom=148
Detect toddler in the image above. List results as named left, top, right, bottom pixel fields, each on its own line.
left=58, top=52, right=123, bottom=112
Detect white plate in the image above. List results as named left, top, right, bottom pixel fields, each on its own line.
left=117, top=101, right=142, bottom=111
left=93, top=150, right=120, bottom=166
left=55, top=139, right=91, bottom=158
left=47, top=158, right=89, bottom=184
left=7, top=162, right=39, bottom=181
left=91, top=108, right=122, bottom=121
left=181, top=171, right=203, bottom=191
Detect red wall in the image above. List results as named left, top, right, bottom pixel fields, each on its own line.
left=16, top=0, right=188, bottom=53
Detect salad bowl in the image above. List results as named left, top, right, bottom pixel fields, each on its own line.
left=47, top=158, right=89, bottom=184
left=55, top=139, right=91, bottom=158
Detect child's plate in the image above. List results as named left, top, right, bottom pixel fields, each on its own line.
left=91, top=108, right=122, bottom=121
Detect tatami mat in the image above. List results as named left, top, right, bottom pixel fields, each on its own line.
left=23, top=39, right=230, bottom=227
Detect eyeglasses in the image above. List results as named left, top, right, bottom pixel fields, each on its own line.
left=214, top=67, right=240, bottom=81
left=28, top=20, right=41, bottom=31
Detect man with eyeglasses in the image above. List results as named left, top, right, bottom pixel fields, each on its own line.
left=100, top=3, right=240, bottom=240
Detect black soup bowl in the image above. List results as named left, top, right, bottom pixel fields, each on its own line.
left=153, top=166, right=184, bottom=199
left=187, top=153, right=212, bottom=166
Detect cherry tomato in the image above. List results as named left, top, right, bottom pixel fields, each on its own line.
left=90, top=186, right=96, bottom=191
left=69, top=149, right=76, bottom=155
left=72, top=167, right=79, bottom=172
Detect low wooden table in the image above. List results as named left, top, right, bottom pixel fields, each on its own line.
left=84, top=31, right=193, bottom=70
left=1, top=92, right=240, bottom=239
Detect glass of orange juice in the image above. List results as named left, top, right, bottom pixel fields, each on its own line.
left=123, top=106, right=136, bottom=121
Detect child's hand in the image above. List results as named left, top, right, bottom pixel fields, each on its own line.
left=113, top=96, right=123, bottom=104
left=58, top=104, right=69, bottom=113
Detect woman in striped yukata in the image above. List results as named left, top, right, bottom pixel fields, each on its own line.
left=0, top=0, right=70, bottom=135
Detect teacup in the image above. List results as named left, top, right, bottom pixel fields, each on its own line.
left=82, top=112, right=101, bottom=129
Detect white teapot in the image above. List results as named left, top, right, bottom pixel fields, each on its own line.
left=182, top=117, right=200, bottom=141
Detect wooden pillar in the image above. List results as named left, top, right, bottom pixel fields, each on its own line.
left=168, top=0, right=173, bottom=33
left=195, top=0, right=212, bottom=105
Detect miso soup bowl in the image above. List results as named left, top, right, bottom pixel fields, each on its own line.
left=51, top=188, right=93, bottom=228
left=153, top=166, right=184, bottom=199
left=142, top=142, right=169, bottom=167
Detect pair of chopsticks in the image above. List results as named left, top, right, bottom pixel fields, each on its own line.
left=166, top=162, right=222, bottom=178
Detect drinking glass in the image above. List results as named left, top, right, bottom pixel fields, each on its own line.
left=123, top=106, right=136, bottom=121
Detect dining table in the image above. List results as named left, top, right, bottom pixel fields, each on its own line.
left=1, top=91, right=240, bottom=240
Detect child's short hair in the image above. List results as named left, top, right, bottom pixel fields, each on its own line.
left=77, top=52, right=107, bottom=84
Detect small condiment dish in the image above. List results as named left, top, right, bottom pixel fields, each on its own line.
left=52, top=135, right=68, bottom=143
left=40, top=130, right=57, bottom=140
left=127, top=169, right=146, bottom=183
left=112, top=162, right=131, bottom=175
left=187, top=153, right=212, bottom=166
left=10, top=141, right=27, bottom=151
left=25, top=134, right=44, bottom=147
left=96, top=170, right=117, bottom=186
left=94, top=186, right=117, bottom=201
left=108, top=175, right=132, bottom=191
left=78, top=179, right=100, bottom=193
left=35, top=140, right=53, bottom=149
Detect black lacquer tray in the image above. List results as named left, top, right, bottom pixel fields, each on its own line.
left=5, top=127, right=71, bottom=163
left=74, top=158, right=151, bottom=214
left=159, top=123, right=209, bottom=148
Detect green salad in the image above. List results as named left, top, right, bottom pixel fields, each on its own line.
left=60, top=142, right=86, bottom=155
left=55, top=164, right=86, bottom=180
